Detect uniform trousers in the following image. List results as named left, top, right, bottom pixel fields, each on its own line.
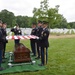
left=2, top=43, right=6, bottom=58
left=41, top=47, right=48, bottom=65
left=36, top=42, right=41, bottom=58
left=30, top=40, right=36, bottom=56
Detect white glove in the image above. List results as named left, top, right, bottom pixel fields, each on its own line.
left=14, top=26, right=16, bottom=28
left=19, top=31, right=21, bottom=33
left=36, top=37, right=39, bottom=39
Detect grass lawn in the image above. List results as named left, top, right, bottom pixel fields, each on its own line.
left=4, top=37, right=75, bottom=75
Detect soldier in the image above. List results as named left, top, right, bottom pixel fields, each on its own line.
left=38, top=21, right=49, bottom=66
left=30, top=23, right=37, bottom=56
left=0, top=20, right=5, bottom=71
left=11, top=24, right=22, bottom=45
left=1, top=23, right=8, bottom=59
left=35, top=20, right=43, bottom=59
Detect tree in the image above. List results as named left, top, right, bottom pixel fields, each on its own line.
left=33, top=0, right=67, bottom=29
left=15, top=16, right=32, bottom=28
left=33, top=0, right=49, bottom=21
left=47, top=8, right=58, bottom=28
left=0, top=9, right=33, bottom=28
left=0, top=9, right=15, bottom=27
left=68, top=22, right=75, bottom=28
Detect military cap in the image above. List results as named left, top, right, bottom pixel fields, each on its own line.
left=42, top=21, right=48, bottom=25
left=2, top=22, right=7, bottom=25
left=38, top=20, right=42, bottom=24
left=32, top=22, right=37, bottom=25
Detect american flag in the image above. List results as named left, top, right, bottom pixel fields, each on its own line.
left=6, top=35, right=38, bottom=40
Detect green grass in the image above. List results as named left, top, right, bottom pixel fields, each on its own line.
left=4, top=38, right=75, bottom=75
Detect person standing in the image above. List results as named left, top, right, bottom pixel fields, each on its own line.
left=35, top=20, right=43, bottom=59
left=1, top=23, right=8, bottom=59
left=30, top=23, right=37, bottom=56
left=11, top=24, right=22, bottom=45
left=0, top=20, right=5, bottom=71
left=39, top=21, right=49, bottom=66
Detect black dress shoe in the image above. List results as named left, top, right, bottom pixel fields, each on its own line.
left=35, top=57, right=40, bottom=59
left=38, top=64, right=44, bottom=66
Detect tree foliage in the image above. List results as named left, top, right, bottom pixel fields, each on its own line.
left=0, top=9, right=15, bottom=27
left=0, top=9, right=36, bottom=28
left=33, top=0, right=68, bottom=28
left=33, top=0, right=49, bottom=21
left=68, top=22, right=75, bottom=28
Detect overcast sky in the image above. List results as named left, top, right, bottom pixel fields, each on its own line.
left=0, top=0, right=75, bottom=22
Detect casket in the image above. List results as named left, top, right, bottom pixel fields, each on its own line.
left=14, top=43, right=31, bottom=63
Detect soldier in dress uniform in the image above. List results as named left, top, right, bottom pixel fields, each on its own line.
left=35, top=20, right=43, bottom=59
left=1, top=23, right=8, bottom=59
left=39, top=21, right=49, bottom=66
left=0, top=20, right=5, bottom=71
left=11, top=24, right=22, bottom=45
left=30, top=23, right=37, bottom=56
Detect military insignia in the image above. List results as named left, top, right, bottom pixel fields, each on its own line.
left=41, top=31, right=44, bottom=34
left=44, top=33, right=46, bottom=36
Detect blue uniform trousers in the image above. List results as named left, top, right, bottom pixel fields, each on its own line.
left=41, top=47, right=48, bottom=65
left=30, top=40, right=36, bottom=56
left=36, top=42, right=40, bottom=58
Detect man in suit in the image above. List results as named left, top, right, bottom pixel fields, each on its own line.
left=38, top=21, right=49, bottom=66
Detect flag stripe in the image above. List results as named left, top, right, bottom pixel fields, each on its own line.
left=6, top=35, right=38, bottom=40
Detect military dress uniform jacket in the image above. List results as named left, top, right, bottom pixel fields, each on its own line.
left=1, top=28, right=8, bottom=43
left=11, top=28, right=22, bottom=35
left=36, top=26, right=43, bottom=44
left=30, top=28, right=37, bottom=41
left=39, top=28, right=49, bottom=48
left=36, top=26, right=43, bottom=37
left=31, top=28, right=37, bottom=36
